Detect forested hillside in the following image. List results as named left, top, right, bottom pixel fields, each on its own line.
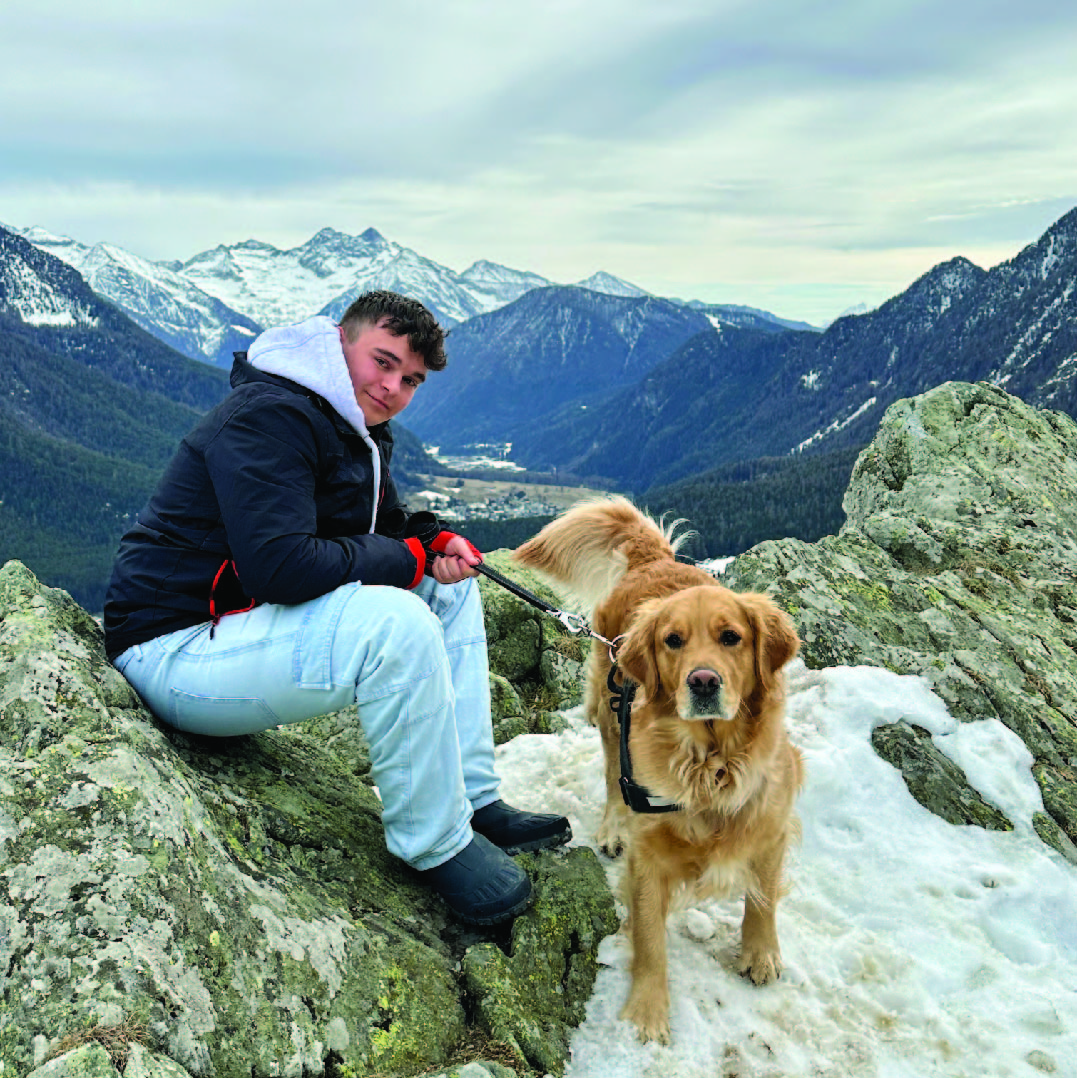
left=0, top=316, right=215, bottom=609
left=641, top=445, right=862, bottom=560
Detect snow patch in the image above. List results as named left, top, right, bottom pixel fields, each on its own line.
left=793, top=396, right=877, bottom=453
left=495, top=662, right=1077, bottom=1078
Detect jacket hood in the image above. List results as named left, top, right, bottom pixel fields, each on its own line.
left=244, top=314, right=382, bottom=533
left=245, top=315, right=370, bottom=438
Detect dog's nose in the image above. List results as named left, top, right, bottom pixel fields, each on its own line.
left=687, top=668, right=722, bottom=694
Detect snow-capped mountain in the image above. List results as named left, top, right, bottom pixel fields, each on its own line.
left=12, top=222, right=809, bottom=367
left=458, top=259, right=552, bottom=299
left=180, top=227, right=491, bottom=330
left=16, top=226, right=261, bottom=367
left=573, top=270, right=649, bottom=298
left=10, top=224, right=557, bottom=365
left=175, top=225, right=564, bottom=332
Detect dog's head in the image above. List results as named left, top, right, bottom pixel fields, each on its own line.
left=617, top=584, right=799, bottom=723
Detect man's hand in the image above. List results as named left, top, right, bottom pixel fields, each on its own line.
left=427, top=533, right=482, bottom=584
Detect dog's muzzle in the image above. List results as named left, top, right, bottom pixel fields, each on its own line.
left=683, top=667, right=733, bottom=721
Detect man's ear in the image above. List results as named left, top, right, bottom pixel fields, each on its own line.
left=617, top=598, right=664, bottom=693
left=740, top=593, right=800, bottom=691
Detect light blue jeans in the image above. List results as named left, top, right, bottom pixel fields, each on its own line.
left=113, top=576, right=500, bottom=870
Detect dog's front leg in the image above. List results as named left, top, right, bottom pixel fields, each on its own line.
left=586, top=655, right=630, bottom=857
left=596, top=715, right=630, bottom=855
left=620, top=853, right=673, bottom=1044
left=738, top=841, right=786, bottom=985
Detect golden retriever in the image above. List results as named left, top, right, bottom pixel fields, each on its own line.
left=514, top=496, right=802, bottom=1044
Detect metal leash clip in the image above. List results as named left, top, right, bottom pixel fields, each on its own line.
left=555, top=609, right=590, bottom=635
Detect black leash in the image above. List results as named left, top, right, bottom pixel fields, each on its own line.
left=473, top=562, right=617, bottom=650
left=607, top=666, right=681, bottom=814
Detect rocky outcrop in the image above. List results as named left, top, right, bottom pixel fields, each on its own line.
left=477, top=551, right=587, bottom=743
left=727, top=381, right=1077, bottom=860
left=0, top=561, right=616, bottom=1078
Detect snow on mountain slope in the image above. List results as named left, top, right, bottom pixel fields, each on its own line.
left=0, top=227, right=99, bottom=328
left=14, top=226, right=259, bottom=365
left=180, top=227, right=549, bottom=329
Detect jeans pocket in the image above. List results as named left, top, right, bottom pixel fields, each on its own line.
left=167, top=688, right=280, bottom=736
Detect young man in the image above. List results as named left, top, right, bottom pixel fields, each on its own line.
left=104, top=290, right=570, bottom=924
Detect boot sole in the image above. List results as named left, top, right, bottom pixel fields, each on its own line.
left=499, top=828, right=572, bottom=856
left=450, top=886, right=535, bottom=925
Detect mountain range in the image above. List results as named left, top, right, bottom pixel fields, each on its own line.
left=7, top=223, right=811, bottom=367
left=504, top=208, right=1077, bottom=491
left=3, top=205, right=1077, bottom=606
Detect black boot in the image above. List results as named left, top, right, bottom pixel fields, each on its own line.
left=471, top=799, right=572, bottom=855
left=420, top=833, right=533, bottom=925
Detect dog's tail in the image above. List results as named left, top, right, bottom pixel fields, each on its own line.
left=513, top=495, right=685, bottom=614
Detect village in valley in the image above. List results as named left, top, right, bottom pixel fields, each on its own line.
left=409, top=443, right=601, bottom=523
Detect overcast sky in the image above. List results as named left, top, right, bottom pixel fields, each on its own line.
left=3, top=0, right=1076, bottom=324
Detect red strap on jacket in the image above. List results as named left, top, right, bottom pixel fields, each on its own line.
left=404, top=538, right=427, bottom=589
left=209, top=559, right=256, bottom=632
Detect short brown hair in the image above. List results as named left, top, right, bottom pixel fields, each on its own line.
left=339, top=290, right=448, bottom=371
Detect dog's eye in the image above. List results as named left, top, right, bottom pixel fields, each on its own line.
left=720, top=629, right=742, bottom=646
left=664, top=632, right=684, bottom=649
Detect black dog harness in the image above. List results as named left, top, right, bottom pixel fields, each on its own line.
left=608, top=666, right=682, bottom=814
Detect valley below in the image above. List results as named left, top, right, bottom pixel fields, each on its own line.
left=407, top=445, right=603, bottom=522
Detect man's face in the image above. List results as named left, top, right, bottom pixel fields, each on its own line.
left=339, top=319, right=427, bottom=425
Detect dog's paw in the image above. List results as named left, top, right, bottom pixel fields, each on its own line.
left=620, top=995, right=670, bottom=1045
left=598, top=835, right=625, bottom=858
left=738, top=944, right=783, bottom=985
left=595, top=816, right=627, bottom=858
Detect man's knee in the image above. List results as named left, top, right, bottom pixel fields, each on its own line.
left=335, top=584, right=446, bottom=668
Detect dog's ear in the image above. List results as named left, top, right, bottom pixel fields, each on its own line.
left=617, top=597, right=664, bottom=692
left=740, top=593, right=800, bottom=690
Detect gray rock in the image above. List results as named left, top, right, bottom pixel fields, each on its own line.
left=462, top=850, right=618, bottom=1075
left=0, top=561, right=615, bottom=1078
left=26, top=1042, right=118, bottom=1078
left=870, top=721, right=1013, bottom=830
left=438, top=1063, right=519, bottom=1078
left=728, top=381, right=1077, bottom=859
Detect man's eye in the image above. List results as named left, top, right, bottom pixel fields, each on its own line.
left=665, top=632, right=684, bottom=649
left=720, top=630, right=741, bottom=646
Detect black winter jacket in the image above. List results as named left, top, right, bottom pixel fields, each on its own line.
left=103, top=355, right=438, bottom=660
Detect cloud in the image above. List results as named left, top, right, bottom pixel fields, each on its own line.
left=2, top=0, right=1077, bottom=323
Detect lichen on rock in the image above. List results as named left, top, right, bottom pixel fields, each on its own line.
left=478, top=550, right=587, bottom=742
left=0, top=560, right=615, bottom=1078
left=728, top=381, right=1077, bottom=860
